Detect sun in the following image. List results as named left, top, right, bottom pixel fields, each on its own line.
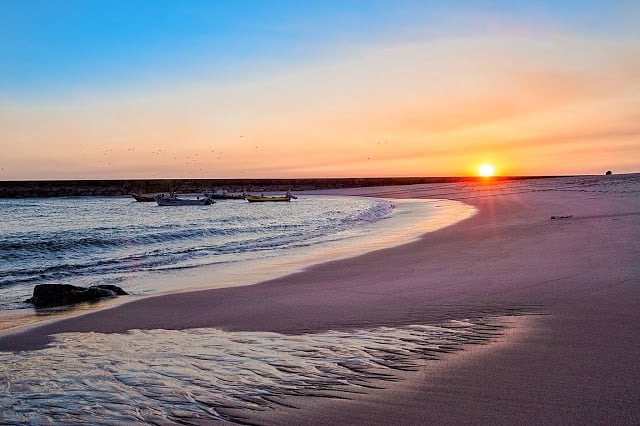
left=478, top=163, right=495, bottom=177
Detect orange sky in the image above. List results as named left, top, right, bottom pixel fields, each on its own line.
left=1, top=31, right=639, bottom=179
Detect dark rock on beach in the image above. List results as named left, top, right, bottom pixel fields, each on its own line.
left=25, top=284, right=128, bottom=308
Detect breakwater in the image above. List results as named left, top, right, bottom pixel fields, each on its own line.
left=0, top=176, right=550, bottom=198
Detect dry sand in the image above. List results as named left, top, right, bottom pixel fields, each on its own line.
left=1, top=175, right=639, bottom=424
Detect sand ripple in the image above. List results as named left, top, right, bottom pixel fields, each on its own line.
left=0, top=319, right=508, bottom=424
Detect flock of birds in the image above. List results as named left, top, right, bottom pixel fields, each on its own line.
left=0, top=137, right=393, bottom=177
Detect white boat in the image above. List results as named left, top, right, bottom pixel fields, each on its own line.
left=155, top=194, right=213, bottom=206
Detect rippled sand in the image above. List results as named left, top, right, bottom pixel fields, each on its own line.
left=0, top=314, right=529, bottom=424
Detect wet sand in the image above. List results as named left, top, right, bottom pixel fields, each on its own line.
left=2, top=175, right=640, bottom=424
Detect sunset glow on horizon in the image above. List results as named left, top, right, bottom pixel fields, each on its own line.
left=1, top=1, right=639, bottom=180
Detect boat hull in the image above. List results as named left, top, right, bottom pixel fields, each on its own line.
left=155, top=196, right=213, bottom=206
left=205, top=193, right=245, bottom=200
left=244, top=195, right=291, bottom=202
left=131, top=194, right=156, bottom=202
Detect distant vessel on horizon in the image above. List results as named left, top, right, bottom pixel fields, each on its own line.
left=130, top=193, right=156, bottom=202
left=245, top=192, right=295, bottom=202
left=204, top=190, right=245, bottom=200
left=155, top=193, right=213, bottom=206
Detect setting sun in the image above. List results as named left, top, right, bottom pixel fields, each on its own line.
left=478, top=164, right=495, bottom=177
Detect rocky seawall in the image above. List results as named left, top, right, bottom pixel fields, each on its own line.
left=0, top=176, right=549, bottom=198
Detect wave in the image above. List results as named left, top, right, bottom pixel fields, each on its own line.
left=0, top=196, right=397, bottom=306
left=343, top=199, right=395, bottom=223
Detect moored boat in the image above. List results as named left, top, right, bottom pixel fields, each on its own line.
left=155, top=194, right=213, bottom=206
left=204, top=191, right=245, bottom=200
left=130, top=193, right=156, bottom=202
left=244, top=194, right=293, bottom=202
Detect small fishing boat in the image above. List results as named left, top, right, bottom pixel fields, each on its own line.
left=244, top=194, right=293, bottom=202
left=204, top=191, right=245, bottom=200
left=130, top=193, right=156, bottom=202
left=155, top=194, right=213, bottom=206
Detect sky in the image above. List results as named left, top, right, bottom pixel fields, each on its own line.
left=1, top=1, right=639, bottom=179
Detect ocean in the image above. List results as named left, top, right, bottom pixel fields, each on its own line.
left=0, top=194, right=474, bottom=313
left=0, top=193, right=481, bottom=424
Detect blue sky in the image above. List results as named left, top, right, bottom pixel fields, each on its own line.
left=2, top=1, right=637, bottom=98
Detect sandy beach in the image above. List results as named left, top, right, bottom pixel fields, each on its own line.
left=1, top=175, right=639, bottom=424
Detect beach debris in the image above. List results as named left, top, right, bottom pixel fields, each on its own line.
left=25, top=284, right=128, bottom=308
left=550, top=215, right=573, bottom=220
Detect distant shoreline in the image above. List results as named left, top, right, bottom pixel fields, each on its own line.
left=0, top=175, right=561, bottom=198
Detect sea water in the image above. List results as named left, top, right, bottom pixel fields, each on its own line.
left=0, top=194, right=475, bottom=313
left=0, top=194, right=487, bottom=424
